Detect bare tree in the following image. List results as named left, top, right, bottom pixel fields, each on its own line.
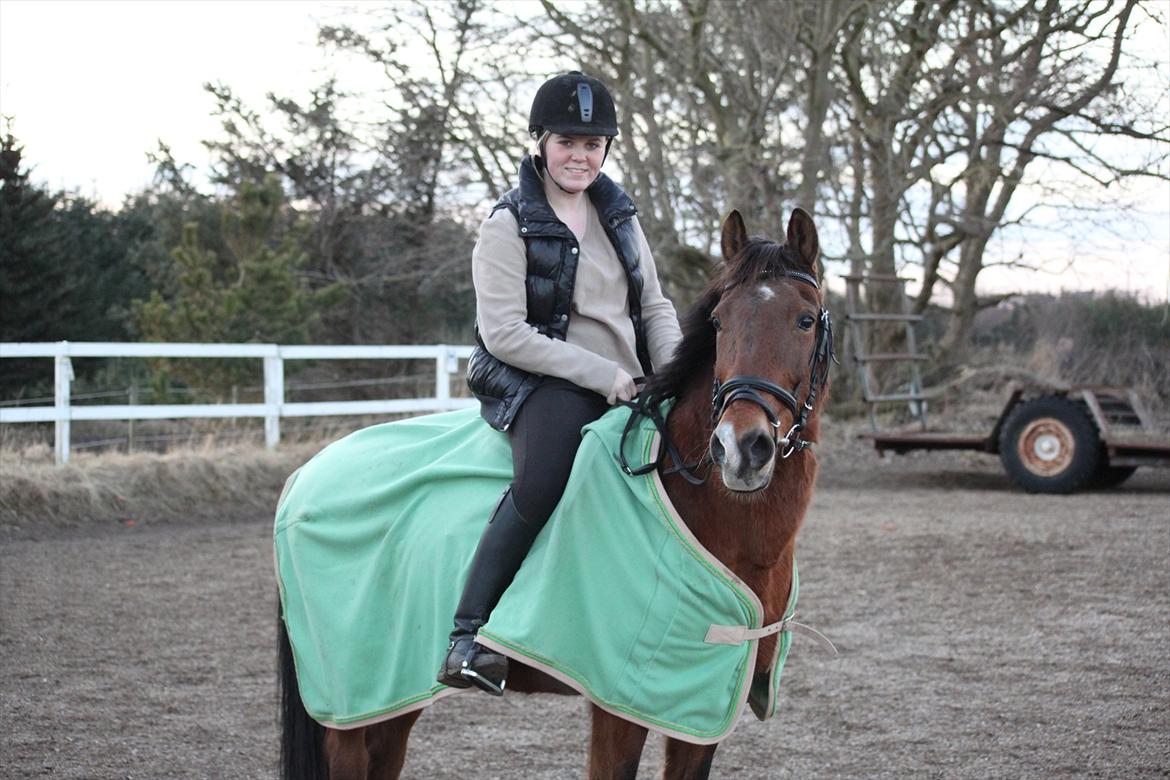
left=837, top=0, right=1168, bottom=363
left=527, top=0, right=865, bottom=302
left=318, top=0, right=532, bottom=209
left=925, top=0, right=1165, bottom=358
left=304, top=0, right=1169, bottom=356
left=795, top=0, right=867, bottom=217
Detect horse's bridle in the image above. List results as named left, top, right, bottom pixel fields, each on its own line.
left=710, top=269, right=834, bottom=459
left=619, top=269, right=834, bottom=482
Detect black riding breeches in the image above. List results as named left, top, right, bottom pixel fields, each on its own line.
left=507, top=378, right=609, bottom=526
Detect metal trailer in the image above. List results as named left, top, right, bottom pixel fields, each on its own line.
left=864, top=385, right=1170, bottom=494
left=843, top=274, right=1170, bottom=494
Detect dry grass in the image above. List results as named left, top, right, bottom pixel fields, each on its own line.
left=0, top=438, right=323, bottom=537
left=5, top=307, right=1168, bottom=537
left=0, top=412, right=455, bottom=537
left=5, top=383, right=1166, bottom=538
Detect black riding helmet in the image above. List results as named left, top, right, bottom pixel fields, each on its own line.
left=528, top=71, right=619, bottom=138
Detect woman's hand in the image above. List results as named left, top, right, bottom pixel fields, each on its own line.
left=606, top=367, right=637, bottom=405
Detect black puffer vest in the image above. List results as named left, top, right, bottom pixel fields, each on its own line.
left=467, top=155, right=653, bottom=431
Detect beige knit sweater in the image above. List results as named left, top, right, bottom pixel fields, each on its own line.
left=472, top=201, right=682, bottom=398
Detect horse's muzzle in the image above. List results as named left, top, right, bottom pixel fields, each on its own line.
left=710, top=422, right=775, bottom=492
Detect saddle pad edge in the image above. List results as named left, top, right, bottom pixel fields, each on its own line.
left=473, top=631, right=756, bottom=745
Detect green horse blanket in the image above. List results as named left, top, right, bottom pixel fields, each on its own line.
left=274, top=404, right=805, bottom=744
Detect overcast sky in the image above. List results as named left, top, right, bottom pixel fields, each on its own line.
left=0, top=0, right=364, bottom=200
left=1, top=0, right=1167, bottom=301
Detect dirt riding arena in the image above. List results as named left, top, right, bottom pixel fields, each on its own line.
left=2, top=442, right=1167, bottom=779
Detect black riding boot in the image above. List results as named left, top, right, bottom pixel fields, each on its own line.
left=437, top=489, right=541, bottom=695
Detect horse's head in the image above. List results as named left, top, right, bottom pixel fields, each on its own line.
left=707, top=209, right=832, bottom=493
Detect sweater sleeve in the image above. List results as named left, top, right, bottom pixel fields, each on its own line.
left=472, top=209, right=620, bottom=397
left=632, top=217, right=683, bottom=371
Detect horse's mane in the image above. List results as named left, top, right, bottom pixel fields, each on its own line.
left=644, top=237, right=806, bottom=404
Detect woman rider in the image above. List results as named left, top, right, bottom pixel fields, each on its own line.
left=438, top=71, right=682, bottom=695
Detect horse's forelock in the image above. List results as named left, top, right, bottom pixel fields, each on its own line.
left=723, top=237, right=801, bottom=289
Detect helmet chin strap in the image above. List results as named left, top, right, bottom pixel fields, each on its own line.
left=547, top=166, right=577, bottom=194
left=537, top=137, right=577, bottom=194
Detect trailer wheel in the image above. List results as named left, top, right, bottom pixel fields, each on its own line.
left=1088, top=465, right=1138, bottom=489
left=998, top=396, right=1100, bottom=494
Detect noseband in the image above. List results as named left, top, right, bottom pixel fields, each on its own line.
left=710, top=270, right=834, bottom=459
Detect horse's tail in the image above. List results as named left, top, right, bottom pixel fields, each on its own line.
left=278, top=601, right=327, bottom=780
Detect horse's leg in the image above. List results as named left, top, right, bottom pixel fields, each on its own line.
left=364, top=710, right=422, bottom=780
left=662, top=737, right=719, bottom=780
left=588, top=704, right=649, bottom=780
left=324, top=726, right=367, bottom=779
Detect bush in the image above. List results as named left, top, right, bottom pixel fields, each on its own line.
left=971, top=291, right=1169, bottom=412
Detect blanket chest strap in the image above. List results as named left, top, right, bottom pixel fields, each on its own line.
left=704, top=615, right=837, bottom=655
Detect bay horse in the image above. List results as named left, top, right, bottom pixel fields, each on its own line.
left=278, top=208, right=832, bottom=780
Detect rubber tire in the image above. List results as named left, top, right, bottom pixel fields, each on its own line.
left=998, top=396, right=1101, bottom=494
left=1088, top=465, right=1138, bottom=490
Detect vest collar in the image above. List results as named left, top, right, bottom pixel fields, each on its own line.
left=515, top=155, right=637, bottom=237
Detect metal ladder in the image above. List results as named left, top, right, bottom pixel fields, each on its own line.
left=842, top=273, right=930, bottom=432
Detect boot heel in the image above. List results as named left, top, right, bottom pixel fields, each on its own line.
left=436, top=639, right=474, bottom=689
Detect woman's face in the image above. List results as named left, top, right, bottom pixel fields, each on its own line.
left=543, top=133, right=607, bottom=193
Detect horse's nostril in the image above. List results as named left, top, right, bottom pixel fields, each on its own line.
left=745, top=430, right=775, bottom=470
left=709, top=434, right=726, bottom=466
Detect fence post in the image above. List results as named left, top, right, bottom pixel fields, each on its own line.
left=435, top=344, right=451, bottom=409
left=127, top=385, right=138, bottom=452
left=54, top=347, right=74, bottom=465
left=264, top=350, right=283, bottom=449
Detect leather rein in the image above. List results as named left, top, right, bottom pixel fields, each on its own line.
left=619, top=269, right=834, bottom=485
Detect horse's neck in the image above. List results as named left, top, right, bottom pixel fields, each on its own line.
left=662, top=376, right=817, bottom=619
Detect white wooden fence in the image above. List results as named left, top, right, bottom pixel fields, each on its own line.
left=0, top=341, right=476, bottom=464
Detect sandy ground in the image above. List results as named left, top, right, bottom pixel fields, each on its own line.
left=2, top=446, right=1168, bottom=779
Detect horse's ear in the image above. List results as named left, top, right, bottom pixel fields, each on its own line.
left=786, top=208, right=819, bottom=279
left=721, top=209, right=749, bottom=263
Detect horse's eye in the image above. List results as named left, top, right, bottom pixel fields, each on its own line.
left=798, top=314, right=816, bottom=331
left=710, top=315, right=723, bottom=332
